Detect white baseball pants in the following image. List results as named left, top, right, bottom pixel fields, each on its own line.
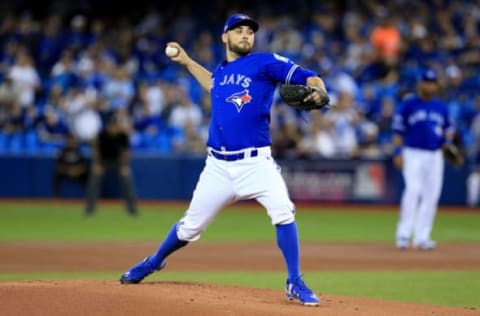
left=177, top=146, right=296, bottom=242
left=396, top=147, right=444, bottom=246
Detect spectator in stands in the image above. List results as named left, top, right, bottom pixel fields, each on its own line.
left=66, top=15, right=89, bottom=54
left=168, top=88, right=203, bottom=152
left=297, top=110, right=336, bottom=159
left=8, top=49, right=40, bottom=109
left=270, top=99, right=302, bottom=159
left=137, top=80, right=166, bottom=116
left=177, top=120, right=207, bottom=154
left=0, top=40, right=18, bottom=80
left=342, top=13, right=375, bottom=76
left=361, top=15, right=401, bottom=82
left=130, top=87, right=168, bottom=152
left=15, top=12, right=40, bottom=55
left=53, top=133, right=89, bottom=197
left=36, top=105, right=69, bottom=151
left=102, top=66, right=135, bottom=111
left=354, top=121, right=385, bottom=160
left=3, top=100, right=25, bottom=136
left=0, top=77, right=15, bottom=129
left=323, top=91, right=360, bottom=158
left=376, top=96, right=396, bottom=154
left=60, top=84, right=101, bottom=143
left=50, top=49, right=78, bottom=93
left=85, top=111, right=139, bottom=216
left=270, top=17, right=303, bottom=59
left=370, top=15, right=401, bottom=67
left=36, top=15, right=65, bottom=76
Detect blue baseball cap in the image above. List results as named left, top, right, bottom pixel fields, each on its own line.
left=420, top=69, right=438, bottom=82
left=223, top=13, right=259, bottom=33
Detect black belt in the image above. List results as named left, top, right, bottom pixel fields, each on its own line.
left=210, top=149, right=258, bottom=161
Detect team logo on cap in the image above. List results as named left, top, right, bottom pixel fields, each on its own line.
left=226, top=89, right=252, bottom=112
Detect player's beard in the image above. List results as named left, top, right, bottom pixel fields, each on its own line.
left=227, top=38, right=252, bottom=57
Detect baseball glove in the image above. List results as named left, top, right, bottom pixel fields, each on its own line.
left=443, top=143, right=464, bottom=167
left=279, top=84, right=330, bottom=111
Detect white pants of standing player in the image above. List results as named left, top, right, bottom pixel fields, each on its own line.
left=396, top=147, right=444, bottom=246
left=177, top=147, right=295, bottom=242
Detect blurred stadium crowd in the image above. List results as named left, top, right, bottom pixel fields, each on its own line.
left=0, top=0, right=480, bottom=161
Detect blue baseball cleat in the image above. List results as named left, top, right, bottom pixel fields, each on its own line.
left=119, top=256, right=166, bottom=284
left=285, top=275, right=320, bottom=306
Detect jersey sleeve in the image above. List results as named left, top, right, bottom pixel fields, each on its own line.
left=263, top=53, right=318, bottom=85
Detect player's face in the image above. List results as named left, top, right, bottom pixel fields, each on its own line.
left=418, top=81, right=438, bottom=99
left=225, top=25, right=254, bottom=56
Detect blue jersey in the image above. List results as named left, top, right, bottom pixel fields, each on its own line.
left=208, top=52, right=317, bottom=151
left=392, top=95, right=452, bottom=150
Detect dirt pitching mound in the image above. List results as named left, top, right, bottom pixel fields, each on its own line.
left=1, top=280, right=478, bottom=316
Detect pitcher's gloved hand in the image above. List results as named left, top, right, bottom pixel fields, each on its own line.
left=279, top=84, right=330, bottom=111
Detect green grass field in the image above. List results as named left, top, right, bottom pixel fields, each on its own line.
left=1, top=201, right=479, bottom=308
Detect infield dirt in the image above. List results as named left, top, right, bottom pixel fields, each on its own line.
left=1, top=241, right=479, bottom=316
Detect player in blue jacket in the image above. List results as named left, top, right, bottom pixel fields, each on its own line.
left=392, top=69, right=455, bottom=250
left=119, top=14, right=327, bottom=306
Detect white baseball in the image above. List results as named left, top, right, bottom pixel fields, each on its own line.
left=165, top=46, right=179, bottom=57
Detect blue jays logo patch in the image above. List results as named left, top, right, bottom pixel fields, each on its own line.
left=226, top=89, right=252, bottom=112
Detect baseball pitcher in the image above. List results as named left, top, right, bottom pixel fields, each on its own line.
left=119, top=13, right=328, bottom=306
